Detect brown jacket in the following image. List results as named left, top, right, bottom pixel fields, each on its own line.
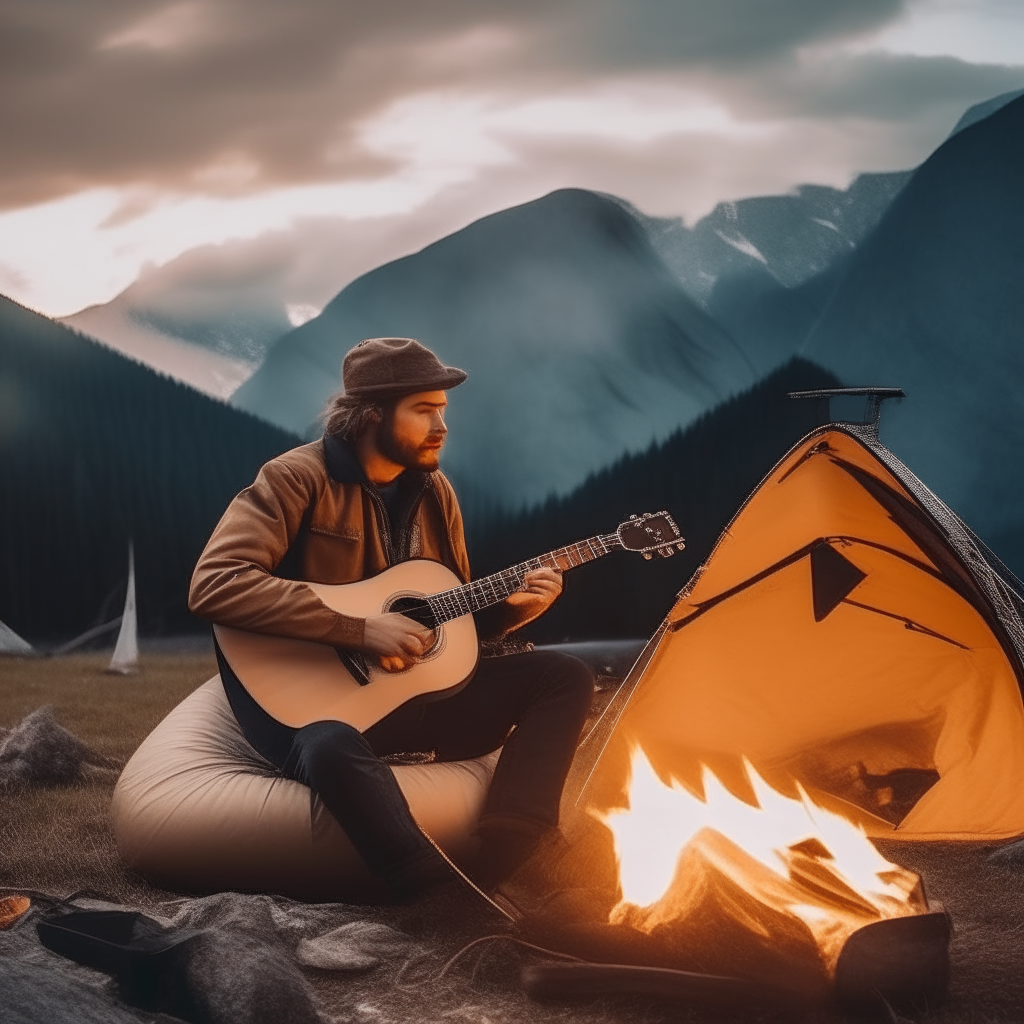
left=188, top=434, right=472, bottom=649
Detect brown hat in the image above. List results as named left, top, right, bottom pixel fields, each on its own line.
left=342, top=337, right=467, bottom=397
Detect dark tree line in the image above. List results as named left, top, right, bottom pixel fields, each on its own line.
left=466, top=358, right=842, bottom=642
left=0, top=296, right=300, bottom=643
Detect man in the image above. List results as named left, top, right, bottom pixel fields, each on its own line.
left=189, top=337, right=593, bottom=901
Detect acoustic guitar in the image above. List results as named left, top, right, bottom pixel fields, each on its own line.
left=214, top=511, right=683, bottom=731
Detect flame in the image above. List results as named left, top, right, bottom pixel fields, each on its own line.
left=600, top=748, right=924, bottom=973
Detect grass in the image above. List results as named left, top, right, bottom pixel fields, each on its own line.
left=4, top=652, right=1024, bottom=1023
left=0, top=651, right=216, bottom=902
left=0, top=650, right=214, bottom=761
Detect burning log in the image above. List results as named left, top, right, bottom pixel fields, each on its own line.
left=521, top=911, right=950, bottom=1012
left=515, top=747, right=950, bottom=1011
left=522, top=961, right=792, bottom=1011
left=834, top=912, right=951, bottom=1012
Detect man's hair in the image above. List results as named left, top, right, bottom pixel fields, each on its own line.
left=321, top=391, right=390, bottom=440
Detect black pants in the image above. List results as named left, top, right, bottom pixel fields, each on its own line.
left=220, top=648, right=594, bottom=892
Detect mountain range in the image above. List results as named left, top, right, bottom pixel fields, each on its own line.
left=803, top=92, right=1024, bottom=555
left=66, top=90, right=1023, bottom=407
left=635, top=87, right=1024, bottom=381
left=228, top=88, right=1024, bottom=571
left=636, top=171, right=910, bottom=306
left=232, top=189, right=758, bottom=510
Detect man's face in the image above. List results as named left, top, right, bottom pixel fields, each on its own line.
left=377, top=390, right=448, bottom=472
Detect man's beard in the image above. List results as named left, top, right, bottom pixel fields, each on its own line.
left=377, top=419, right=444, bottom=472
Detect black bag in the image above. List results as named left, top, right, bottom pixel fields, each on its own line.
left=38, top=909, right=205, bottom=1019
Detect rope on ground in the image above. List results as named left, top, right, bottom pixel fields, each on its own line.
left=394, top=933, right=584, bottom=992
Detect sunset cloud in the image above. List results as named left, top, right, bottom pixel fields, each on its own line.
left=0, top=0, right=1020, bottom=315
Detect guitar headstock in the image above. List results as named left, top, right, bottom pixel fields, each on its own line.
left=616, top=511, right=685, bottom=560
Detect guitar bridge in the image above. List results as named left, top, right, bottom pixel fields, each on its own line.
left=335, top=648, right=372, bottom=687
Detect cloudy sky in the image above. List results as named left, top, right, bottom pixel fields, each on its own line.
left=1, top=0, right=1022, bottom=319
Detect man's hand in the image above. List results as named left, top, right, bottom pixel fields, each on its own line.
left=362, top=612, right=435, bottom=673
left=504, top=567, right=563, bottom=627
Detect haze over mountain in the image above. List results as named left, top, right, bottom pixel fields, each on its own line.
left=6, top=85, right=1023, bottom=642
left=233, top=189, right=757, bottom=509
left=60, top=238, right=304, bottom=399
left=61, top=301, right=258, bottom=400
left=55, top=198, right=503, bottom=398
left=802, top=93, right=1024, bottom=567
left=469, top=357, right=841, bottom=640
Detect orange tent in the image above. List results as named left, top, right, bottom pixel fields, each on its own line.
left=567, top=398, right=1024, bottom=844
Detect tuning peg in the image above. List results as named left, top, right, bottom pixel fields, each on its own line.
left=658, top=548, right=674, bottom=558
left=642, top=552, right=653, bottom=560
left=676, top=542, right=686, bottom=551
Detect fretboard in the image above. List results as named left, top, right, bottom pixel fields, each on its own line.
left=425, top=533, right=621, bottom=626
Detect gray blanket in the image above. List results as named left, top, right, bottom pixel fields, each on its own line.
left=0, top=892, right=422, bottom=1024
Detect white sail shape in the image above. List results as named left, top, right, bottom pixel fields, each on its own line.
left=108, top=542, right=139, bottom=674
left=0, top=619, right=33, bottom=655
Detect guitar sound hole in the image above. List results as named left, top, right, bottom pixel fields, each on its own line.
left=386, top=595, right=443, bottom=660
left=388, top=596, right=436, bottom=628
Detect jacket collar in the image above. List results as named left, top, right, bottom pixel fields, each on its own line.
left=322, top=432, right=367, bottom=484
left=321, top=432, right=433, bottom=494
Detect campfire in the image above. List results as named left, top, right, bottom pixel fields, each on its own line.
left=518, top=745, right=950, bottom=1010
left=604, top=747, right=926, bottom=975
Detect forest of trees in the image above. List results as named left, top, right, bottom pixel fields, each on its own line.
left=1, top=291, right=842, bottom=647
left=0, top=296, right=300, bottom=642
left=466, top=358, right=843, bottom=642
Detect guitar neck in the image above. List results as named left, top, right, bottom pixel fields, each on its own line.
left=426, top=533, right=622, bottom=625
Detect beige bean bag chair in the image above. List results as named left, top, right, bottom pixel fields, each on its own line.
left=112, top=677, right=499, bottom=901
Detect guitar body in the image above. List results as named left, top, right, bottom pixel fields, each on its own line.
left=214, top=560, right=479, bottom=732
left=212, top=510, right=683, bottom=733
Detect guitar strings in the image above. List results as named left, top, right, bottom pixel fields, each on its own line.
left=425, top=533, right=622, bottom=625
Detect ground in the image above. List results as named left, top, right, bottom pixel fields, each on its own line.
left=4, top=649, right=1024, bottom=1023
